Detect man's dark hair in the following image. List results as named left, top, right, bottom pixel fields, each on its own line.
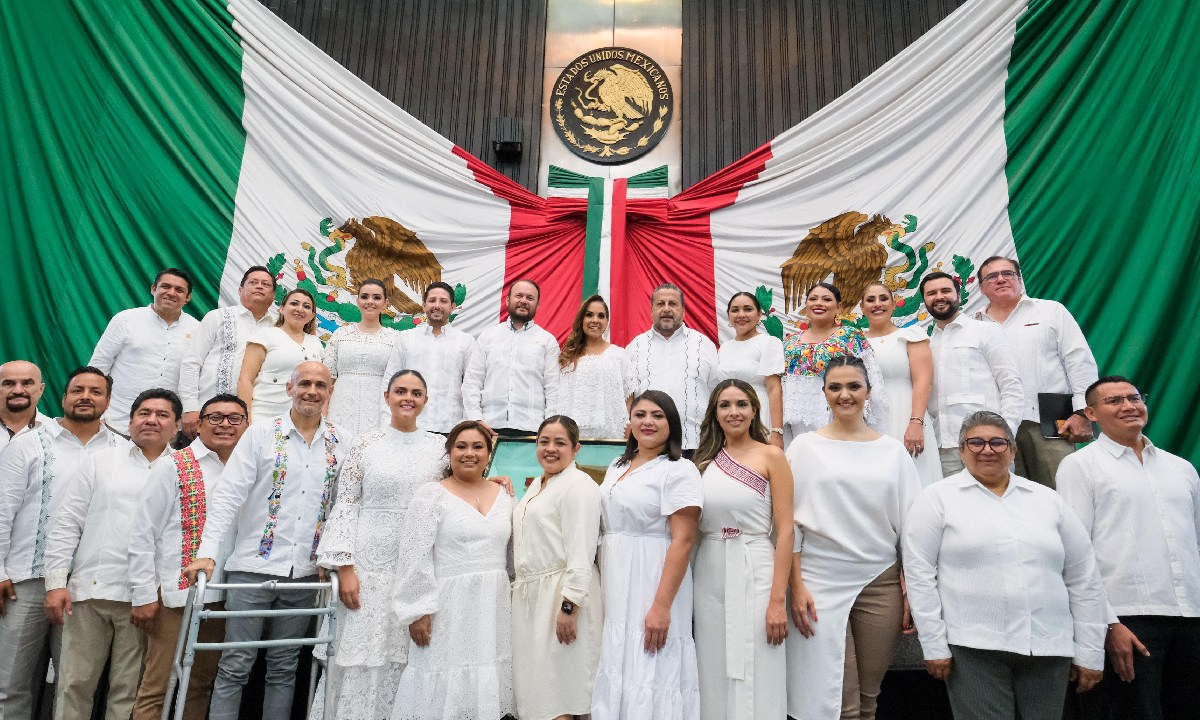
left=976, top=256, right=1021, bottom=283
left=240, top=265, right=277, bottom=289
left=919, top=271, right=961, bottom=298
left=423, top=281, right=455, bottom=303
left=130, top=388, right=183, bottom=421
left=154, top=267, right=193, bottom=294
left=1085, top=375, right=1136, bottom=407
left=200, top=393, right=249, bottom=417
left=66, top=366, right=113, bottom=396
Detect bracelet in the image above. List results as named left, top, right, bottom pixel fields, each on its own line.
left=909, top=417, right=924, bottom=426
left=770, top=427, right=784, bottom=435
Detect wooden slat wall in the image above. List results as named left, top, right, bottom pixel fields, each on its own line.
left=260, top=0, right=548, bottom=191
left=681, top=0, right=966, bottom=186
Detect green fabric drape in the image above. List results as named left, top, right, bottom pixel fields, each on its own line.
left=1006, top=0, right=1200, bottom=464
left=0, top=0, right=245, bottom=410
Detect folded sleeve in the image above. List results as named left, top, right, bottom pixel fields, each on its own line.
left=660, top=459, right=704, bottom=516
left=392, top=483, right=446, bottom=627
left=758, top=335, right=785, bottom=377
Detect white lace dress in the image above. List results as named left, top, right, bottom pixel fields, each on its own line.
left=324, top=323, right=401, bottom=436
left=553, top=345, right=632, bottom=439
left=391, top=483, right=515, bottom=720
left=592, top=456, right=703, bottom=720
left=313, top=428, right=447, bottom=720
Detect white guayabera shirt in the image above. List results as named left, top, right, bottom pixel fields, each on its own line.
left=928, top=314, right=1023, bottom=448
left=462, top=321, right=560, bottom=433
left=625, top=325, right=719, bottom=450
left=179, top=304, right=278, bottom=414
left=380, top=323, right=479, bottom=433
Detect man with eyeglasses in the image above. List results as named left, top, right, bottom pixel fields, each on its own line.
left=126, top=393, right=250, bottom=720
left=42, top=388, right=181, bottom=720
left=179, top=266, right=279, bottom=439
left=920, top=271, right=1024, bottom=477
left=1056, top=376, right=1200, bottom=720
left=973, top=256, right=1098, bottom=488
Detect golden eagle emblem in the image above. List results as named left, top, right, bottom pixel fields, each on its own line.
left=331, top=216, right=443, bottom=316
left=552, top=47, right=672, bottom=164
left=780, top=211, right=909, bottom=314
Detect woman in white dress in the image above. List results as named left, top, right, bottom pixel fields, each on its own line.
left=324, top=279, right=402, bottom=436
left=512, top=415, right=603, bottom=720
left=592, top=390, right=703, bottom=720
left=238, top=288, right=324, bottom=421
left=315, top=369, right=446, bottom=720
left=392, top=421, right=515, bottom=720
left=691, top=380, right=793, bottom=720
left=786, top=356, right=921, bottom=720
left=860, top=283, right=941, bottom=486
left=717, top=292, right=786, bottom=448
left=780, top=283, right=887, bottom=444
left=554, top=295, right=631, bottom=438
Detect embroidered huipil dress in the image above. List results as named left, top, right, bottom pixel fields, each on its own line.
left=324, top=323, right=401, bottom=437
left=391, top=483, right=516, bottom=720
left=693, top=450, right=786, bottom=720
left=780, top=326, right=889, bottom=443
left=313, top=428, right=447, bottom=720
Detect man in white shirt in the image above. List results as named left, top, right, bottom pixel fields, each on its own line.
left=89, top=268, right=201, bottom=435
left=42, top=389, right=180, bottom=720
left=0, top=361, right=51, bottom=453
left=380, top=281, right=478, bottom=433
left=128, top=393, right=249, bottom=720
left=625, top=284, right=719, bottom=452
left=0, top=367, right=128, bottom=720
left=974, top=256, right=1098, bottom=487
left=1057, top=375, right=1200, bottom=719
left=179, top=266, right=278, bottom=438
left=920, top=272, right=1023, bottom=476
left=462, top=279, right=559, bottom=434
left=185, top=362, right=352, bottom=720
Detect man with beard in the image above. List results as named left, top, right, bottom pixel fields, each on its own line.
left=0, top=366, right=128, bottom=719
left=43, top=389, right=181, bottom=720
left=1057, top=376, right=1200, bottom=720
left=0, top=361, right=50, bottom=453
left=89, top=268, right=200, bottom=435
left=624, top=284, right=718, bottom=453
left=462, top=279, right=560, bottom=435
left=128, top=393, right=250, bottom=720
left=920, top=272, right=1023, bottom=475
left=179, top=266, right=278, bottom=438
left=973, top=256, right=1099, bottom=488
left=184, top=362, right=352, bottom=720
left=380, top=281, right=478, bottom=433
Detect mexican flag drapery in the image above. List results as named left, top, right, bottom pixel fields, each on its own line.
left=3, top=0, right=1198, bottom=463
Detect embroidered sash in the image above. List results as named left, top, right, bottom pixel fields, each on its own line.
left=714, top=449, right=769, bottom=497
left=30, top=426, right=56, bottom=576
left=258, top=418, right=341, bottom=561
left=214, top=307, right=240, bottom=395
left=175, top=447, right=205, bottom=589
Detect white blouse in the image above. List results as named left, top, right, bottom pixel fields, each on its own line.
left=717, top=333, right=784, bottom=428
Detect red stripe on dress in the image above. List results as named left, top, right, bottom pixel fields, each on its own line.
left=714, top=449, right=768, bottom=498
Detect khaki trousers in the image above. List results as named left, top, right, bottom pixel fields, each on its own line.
left=841, top=563, right=904, bottom=720
left=54, top=599, right=145, bottom=720
left=132, top=603, right=225, bottom=720
left=1013, top=420, right=1076, bottom=489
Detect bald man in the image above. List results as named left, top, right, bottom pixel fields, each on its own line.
left=0, top=361, right=50, bottom=453
left=184, top=361, right=353, bottom=720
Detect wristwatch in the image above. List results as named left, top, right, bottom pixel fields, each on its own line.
left=770, top=427, right=784, bottom=436
left=560, top=600, right=575, bottom=615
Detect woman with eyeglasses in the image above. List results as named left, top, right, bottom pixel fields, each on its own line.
left=785, top=355, right=920, bottom=720
left=313, top=370, right=448, bottom=720
left=903, top=410, right=1109, bottom=720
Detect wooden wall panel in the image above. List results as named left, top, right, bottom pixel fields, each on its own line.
left=260, top=0, right=548, bottom=191
left=681, top=0, right=966, bottom=186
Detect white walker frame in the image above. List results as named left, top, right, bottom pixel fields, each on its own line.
left=160, top=571, right=341, bottom=720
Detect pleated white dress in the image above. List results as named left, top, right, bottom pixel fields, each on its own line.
left=867, top=325, right=941, bottom=486
left=694, top=450, right=786, bottom=720
left=391, top=483, right=515, bottom=720
left=592, top=455, right=704, bottom=720
left=511, top=463, right=603, bottom=720
left=785, top=433, right=921, bottom=719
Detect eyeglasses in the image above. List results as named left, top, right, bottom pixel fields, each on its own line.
left=1097, top=393, right=1147, bottom=407
left=962, top=437, right=1013, bottom=452
left=201, top=412, right=247, bottom=426
left=982, top=270, right=1019, bottom=283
